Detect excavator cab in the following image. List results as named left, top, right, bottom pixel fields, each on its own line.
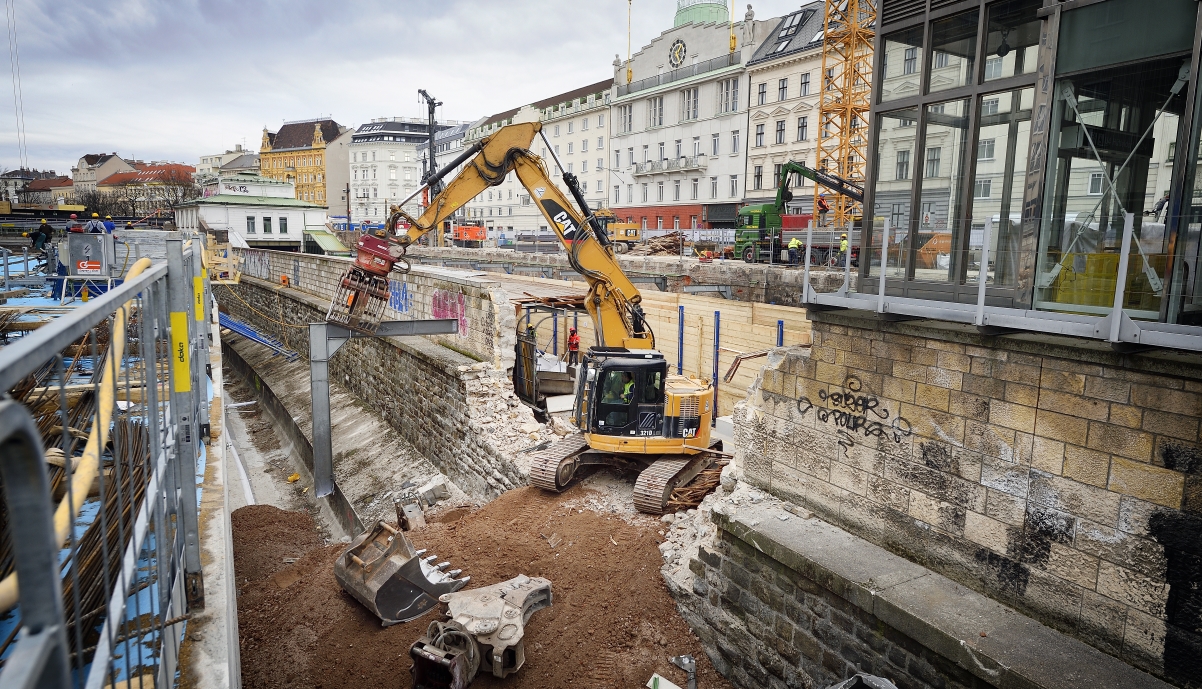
left=586, top=353, right=667, bottom=437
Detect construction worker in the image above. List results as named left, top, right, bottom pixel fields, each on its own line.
left=24, top=219, right=50, bottom=251
left=817, top=193, right=830, bottom=227
left=788, top=236, right=803, bottom=266
left=620, top=371, right=635, bottom=403
left=836, top=233, right=849, bottom=266
left=567, top=327, right=580, bottom=365
left=67, top=213, right=84, bottom=233
left=83, top=213, right=107, bottom=234
left=124, top=221, right=134, bottom=230
left=103, top=215, right=116, bottom=233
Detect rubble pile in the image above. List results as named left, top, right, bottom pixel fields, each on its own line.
left=629, top=231, right=686, bottom=256
left=460, top=362, right=557, bottom=475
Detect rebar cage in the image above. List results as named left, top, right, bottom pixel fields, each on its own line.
left=0, top=237, right=211, bottom=689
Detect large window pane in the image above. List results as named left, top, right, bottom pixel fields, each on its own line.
left=983, top=0, right=1041, bottom=82
left=969, top=87, right=1033, bottom=286
left=916, top=99, right=971, bottom=283
left=928, top=10, right=978, bottom=95
left=871, top=108, right=919, bottom=279
left=1035, top=58, right=1186, bottom=318
left=880, top=26, right=924, bottom=103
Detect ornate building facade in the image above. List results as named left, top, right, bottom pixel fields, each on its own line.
left=259, top=118, right=350, bottom=206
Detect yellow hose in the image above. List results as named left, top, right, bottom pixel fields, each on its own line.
left=0, top=256, right=154, bottom=611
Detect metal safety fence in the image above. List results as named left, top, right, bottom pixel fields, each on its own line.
left=0, top=236, right=211, bottom=689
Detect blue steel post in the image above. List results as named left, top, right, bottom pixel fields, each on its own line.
left=677, top=305, right=684, bottom=375
left=552, top=311, right=558, bottom=356
left=712, top=310, right=720, bottom=426
left=777, top=319, right=784, bottom=346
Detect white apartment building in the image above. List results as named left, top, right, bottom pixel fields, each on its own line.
left=348, top=118, right=465, bottom=223
left=460, top=80, right=612, bottom=238
left=743, top=3, right=826, bottom=211
left=197, top=145, right=252, bottom=176
left=608, top=1, right=776, bottom=232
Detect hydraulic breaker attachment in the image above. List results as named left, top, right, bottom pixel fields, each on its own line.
left=333, top=516, right=468, bottom=626
left=326, top=233, right=408, bottom=334
left=409, top=574, right=552, bottom=688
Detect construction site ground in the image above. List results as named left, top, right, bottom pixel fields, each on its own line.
left=232, top=485, right=732, bottom=689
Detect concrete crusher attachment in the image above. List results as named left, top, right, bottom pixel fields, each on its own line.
left=529, top=435, right=722, bottom=514
left=333, top=512, right=469, bottom=626
left=326, top=232, right=410, bottom=334
left=410, top=575, right=552, bottom=689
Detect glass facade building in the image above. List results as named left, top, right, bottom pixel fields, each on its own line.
left=819, top=0, right=1202, bottom=351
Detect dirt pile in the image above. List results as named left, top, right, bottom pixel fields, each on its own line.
left=234, top=486, right=732, bottom=689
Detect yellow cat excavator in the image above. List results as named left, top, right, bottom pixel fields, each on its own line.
left=326, top=122, right=719, bottom=513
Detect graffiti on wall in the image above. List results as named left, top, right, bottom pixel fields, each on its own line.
left=242, top=249, right=271, bottom=280
left=797, top=375, right=912, bottom=444
left=431, top=289, right=468, bottom=337
left=388, top=279, right=413, bottom=314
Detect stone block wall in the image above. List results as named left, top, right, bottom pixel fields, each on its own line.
left=234, top=248, right=515, bottom=368
left=216, top=276, right=532, bottom=499
left=737, top=312, right=1202, bottom=687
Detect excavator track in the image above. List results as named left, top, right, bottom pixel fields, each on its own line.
left=529, top=434, right=590, bottom=492
left=633, top=454, right=715, bottom=515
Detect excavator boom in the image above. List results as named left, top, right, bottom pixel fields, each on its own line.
left=777, top=160, right=864, bottom=209
left=389, top=123, right=652, bottom=350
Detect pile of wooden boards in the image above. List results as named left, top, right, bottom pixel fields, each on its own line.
left=629, top=232, right=685, bottom=256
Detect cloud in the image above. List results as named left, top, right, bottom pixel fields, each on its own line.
left=5, top=0, right=811, bottom=174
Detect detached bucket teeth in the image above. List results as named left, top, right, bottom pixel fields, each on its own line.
left=333, top=520, right=469, bottom=626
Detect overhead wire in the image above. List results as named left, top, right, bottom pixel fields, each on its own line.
left=4, top=0, right=26, bottom=170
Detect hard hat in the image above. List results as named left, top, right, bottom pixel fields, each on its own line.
left=105, top=215, right=111, bottom=219
left=69, top=213, right=77, bottom=219
left=39, top=218, right=46, bottom=224
left=841, top=233, right=847, bottom=238
left=570, top=327, right=576, bottom=333
left=91, top=212, right=99, bottom=218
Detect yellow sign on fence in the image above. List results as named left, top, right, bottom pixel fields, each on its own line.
left=170, top=311, right=191, bottom=393
left=193, top=277, right=205, bottom=321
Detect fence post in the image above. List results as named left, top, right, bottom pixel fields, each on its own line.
left=677, top=305, right=684, bottom=375
left=976, top=219, right=993, bottom=327
left=166, top=238, right=205, bottom=610
left=877, top=220, right=890, bottom=314
left=552, top=310, right=558, bottom=357
left=0, top=401, right=71, bottom=689
left=712, top=310, right=720, bottom=425
left=803, top=222, right=813, bottom=304
left=192, top=235, right=211, bottom=438
left=777, top=319, right=784, bottom=347
left=1109, top=213, right=1135, bottom=343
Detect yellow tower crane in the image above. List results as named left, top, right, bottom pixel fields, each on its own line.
left=816, top=0, right=876, bottom=229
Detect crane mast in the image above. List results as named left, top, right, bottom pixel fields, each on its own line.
left=816, top=0, right=876, bottom=228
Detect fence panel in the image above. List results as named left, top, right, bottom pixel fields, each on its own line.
left=0, top=239, right=207, bottom=689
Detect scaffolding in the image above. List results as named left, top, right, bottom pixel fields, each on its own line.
left=816, top=0, right=876, bottom=228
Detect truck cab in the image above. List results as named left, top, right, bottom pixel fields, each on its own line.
left=734, top=204, right=784, bottom=263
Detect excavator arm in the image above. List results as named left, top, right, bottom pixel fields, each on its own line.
left=776, top=161, right=864, bottom=210
left=388, top=122, right=652, bottom=349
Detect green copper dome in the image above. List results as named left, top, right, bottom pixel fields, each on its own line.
left=674, top=0, right=729, bottom=27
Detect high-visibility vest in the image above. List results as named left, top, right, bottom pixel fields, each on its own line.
left=623, top=380, right=634, bottom=400
left=788, top=238, right=802, bottom=249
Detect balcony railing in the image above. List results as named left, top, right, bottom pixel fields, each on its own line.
left=617, top=53, right=741, bottom=98
left=633, top=157, right=708, bottom=176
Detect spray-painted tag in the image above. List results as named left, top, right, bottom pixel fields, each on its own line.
left=170, top=311, right=191, bottom=393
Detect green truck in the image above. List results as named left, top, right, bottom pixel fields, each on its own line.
left=734, top=161, right=864, bottom=264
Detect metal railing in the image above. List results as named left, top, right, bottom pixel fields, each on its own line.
left=804, top=213, right=1202, bottom=353
left=616, top=53, right=741, bottom=97
left=633, top=157, right=709, bottom=176
left=0, top=237, right=211, bottom=688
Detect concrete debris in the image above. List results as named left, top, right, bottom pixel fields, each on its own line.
left=646, top=673, right=684, bottom=689
left=416, top=475, right=451, bottom=504
left=461, top=363, right=556, bottom=477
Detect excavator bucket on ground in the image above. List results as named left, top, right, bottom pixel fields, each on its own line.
left=333, top=516, right=469, bottom=626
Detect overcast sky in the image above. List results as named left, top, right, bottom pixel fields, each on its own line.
left=9, top=0, right=811, bottom=175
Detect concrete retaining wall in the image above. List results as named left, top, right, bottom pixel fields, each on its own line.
left=402, top=245, right=847, bottom=306
left=234, top=248, right=516, bottom=368
left=736, top=311, right=1202, bottom=687
left=215, top=276, right=535, bottom=500
left=677, top=498, right=1171, bottom=689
